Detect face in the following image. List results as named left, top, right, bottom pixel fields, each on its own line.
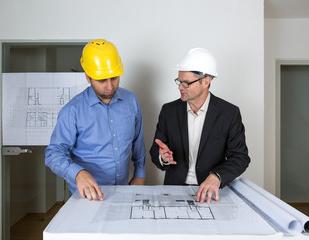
left=178, top=71, right=211, bottom=102
left=87, top=75, right=120, bottom=103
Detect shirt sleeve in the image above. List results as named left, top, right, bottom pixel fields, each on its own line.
left=131, top=97, right=146, bottom=179
left=44, top=105, right=84, bottom=188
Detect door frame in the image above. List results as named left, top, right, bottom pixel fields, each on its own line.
left=0, top=40, right=3, bottom=240
left=0, top=39, right=87, bottom=240
left=275, top=60, right=309, bottom=198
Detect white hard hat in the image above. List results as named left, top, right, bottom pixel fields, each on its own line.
left=176, top=48, right=218, bottom=77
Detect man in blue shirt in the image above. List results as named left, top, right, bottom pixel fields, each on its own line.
left=45, top=39, right=146, bottom=201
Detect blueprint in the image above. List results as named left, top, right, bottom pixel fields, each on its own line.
left=2, top=73, right=88, bottom=145
left=130, top=195, right=214, bottom=220
left=43, top=182, right=309, bottom=240
left=96, top=187, right=215, bottom=221
left=44, top=185, right=280, bottom=237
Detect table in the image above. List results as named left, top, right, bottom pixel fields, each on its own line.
left=44, top=183, right=309, bottom=240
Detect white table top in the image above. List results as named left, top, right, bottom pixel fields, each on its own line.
left=44, top=185, right=309, bottom=240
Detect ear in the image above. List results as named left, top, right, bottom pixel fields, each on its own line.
left=203, top=76, right=212, bottom=88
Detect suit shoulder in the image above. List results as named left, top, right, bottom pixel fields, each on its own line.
left=160, top=99, right=183, bottom=115
left=211, top=94, right=239, bottom=111
left=161, top=99, right=183, bottom=110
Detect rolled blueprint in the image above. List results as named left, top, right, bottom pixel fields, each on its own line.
left=230, top=179, right=303, bottom=235
left=239, top=178, right=309, bottom=233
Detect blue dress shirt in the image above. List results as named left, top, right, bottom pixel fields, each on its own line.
left=45, top=86, right=146, bottom=193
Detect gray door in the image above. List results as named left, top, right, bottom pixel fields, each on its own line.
left=1, top=42, right=84, bottom=240
left=281, top=65, right=309, bottom=202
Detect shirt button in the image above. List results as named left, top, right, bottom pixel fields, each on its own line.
left=115, top=147, right=118, bottom=151
left=113, top=134, right=116, bottom=137
left=110, top=119, right=113, bottom=123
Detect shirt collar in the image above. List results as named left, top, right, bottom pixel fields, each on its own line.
left=88, top=86, right=124, bottom=107
left=187, top=93, right=211, bottom=114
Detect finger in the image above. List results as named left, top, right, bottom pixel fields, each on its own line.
left=200, top=189, right=208, bottom=203
left=155, top=139, right=168, bottom=150
left=166, top=156, right=177, bottom=164
left=162, top=153, right=177, bottom=165
left=166, top=151, right=174, bottom=158
left=169, top=160, right=177, bottom=165
left=163, top=152, right=173, bottom=160
left=165, top=149, right=173, bottom=154
left=84, top=187, right=92, bottom=200
left=163, top=150, right=174, bottom=160
left=93, top=184, right=104, bottom=200
left=161, top=152, right=174, bottom=163
left=89, top=186, right=98, bottom=200
left=206, top=191, right=213, bottom=204
left=214, top=188, right=219, bottom=201
left=78, top=186, right=86, bottom=198
left=196, top=186, right=204, bottom=202
left=161, top=148, right=171, bottom=155
left=200, top=185, right=210, bottom=203
left=164, top=150, right=173, bottom=157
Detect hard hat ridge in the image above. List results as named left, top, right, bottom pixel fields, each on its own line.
left=80, top=39, right=124, bottom=80
left=177, top=48, right=218, bottom=77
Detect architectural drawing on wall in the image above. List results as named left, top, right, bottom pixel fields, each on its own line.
left=27, top=87, right=70, bottom=106
left=2, top=72, right=88, bottom=145
left=26, top=87, right=71, bottom=129
left=26, top=110, right=58, bottom=129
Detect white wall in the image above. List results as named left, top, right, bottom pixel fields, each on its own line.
left=0, top=0, right=264, bottom=186
left=265, top=18, right=309, bottom=194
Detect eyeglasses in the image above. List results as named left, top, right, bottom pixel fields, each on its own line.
left=174, top=75, right=207, bottom=88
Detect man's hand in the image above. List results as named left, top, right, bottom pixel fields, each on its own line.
left=155, top=139, right=176, bottom=165
left=196, top=173, right=221, bottom=204
left=129, top=177, right=145, bottom=185
left=75, top=170, right=104, bottom=201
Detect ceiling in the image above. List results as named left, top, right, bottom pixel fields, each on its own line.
left=265, top=0, right=309, bottom=18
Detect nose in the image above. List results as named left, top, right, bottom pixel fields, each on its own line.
left=105, top=79, right=113, bottom=90
left=178, top=83, right=184, bottom=90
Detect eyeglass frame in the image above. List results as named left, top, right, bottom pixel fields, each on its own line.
left=174, top=74, right=208, bottom=88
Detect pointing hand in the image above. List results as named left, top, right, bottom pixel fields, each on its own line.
left=155, top=139, right=177, bottom=165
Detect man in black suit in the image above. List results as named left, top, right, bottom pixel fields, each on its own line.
left=150, top=48, right=250, bottom=204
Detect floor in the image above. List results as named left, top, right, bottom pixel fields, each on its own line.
left=9, top=202, right=309, bottom=240
left=10, top=202, right=64, bottom=240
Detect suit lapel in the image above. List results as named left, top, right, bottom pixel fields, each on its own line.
left=197, top=93, right=219, bottom=160
left=178, top=101, right=189, bottom=166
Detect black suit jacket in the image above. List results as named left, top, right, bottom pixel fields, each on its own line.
left=150, top=93, right=250, bottom=187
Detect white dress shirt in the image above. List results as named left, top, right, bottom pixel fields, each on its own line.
left=185, top=94, right=210, bottom=184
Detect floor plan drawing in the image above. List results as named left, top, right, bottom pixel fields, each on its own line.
left=26, top=110, right=58, bottom=128
left=25, top=87, right=70, bottom=129
left=27, top=87, right=71, bottom=106
left=47, top=185, right=282, bottom=237
left=2, top=72, right=88, bottom=145
left=130, top=193, right=214, bottom=220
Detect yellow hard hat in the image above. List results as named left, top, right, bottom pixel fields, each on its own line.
left=80, top=39, right=124, bottom=80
